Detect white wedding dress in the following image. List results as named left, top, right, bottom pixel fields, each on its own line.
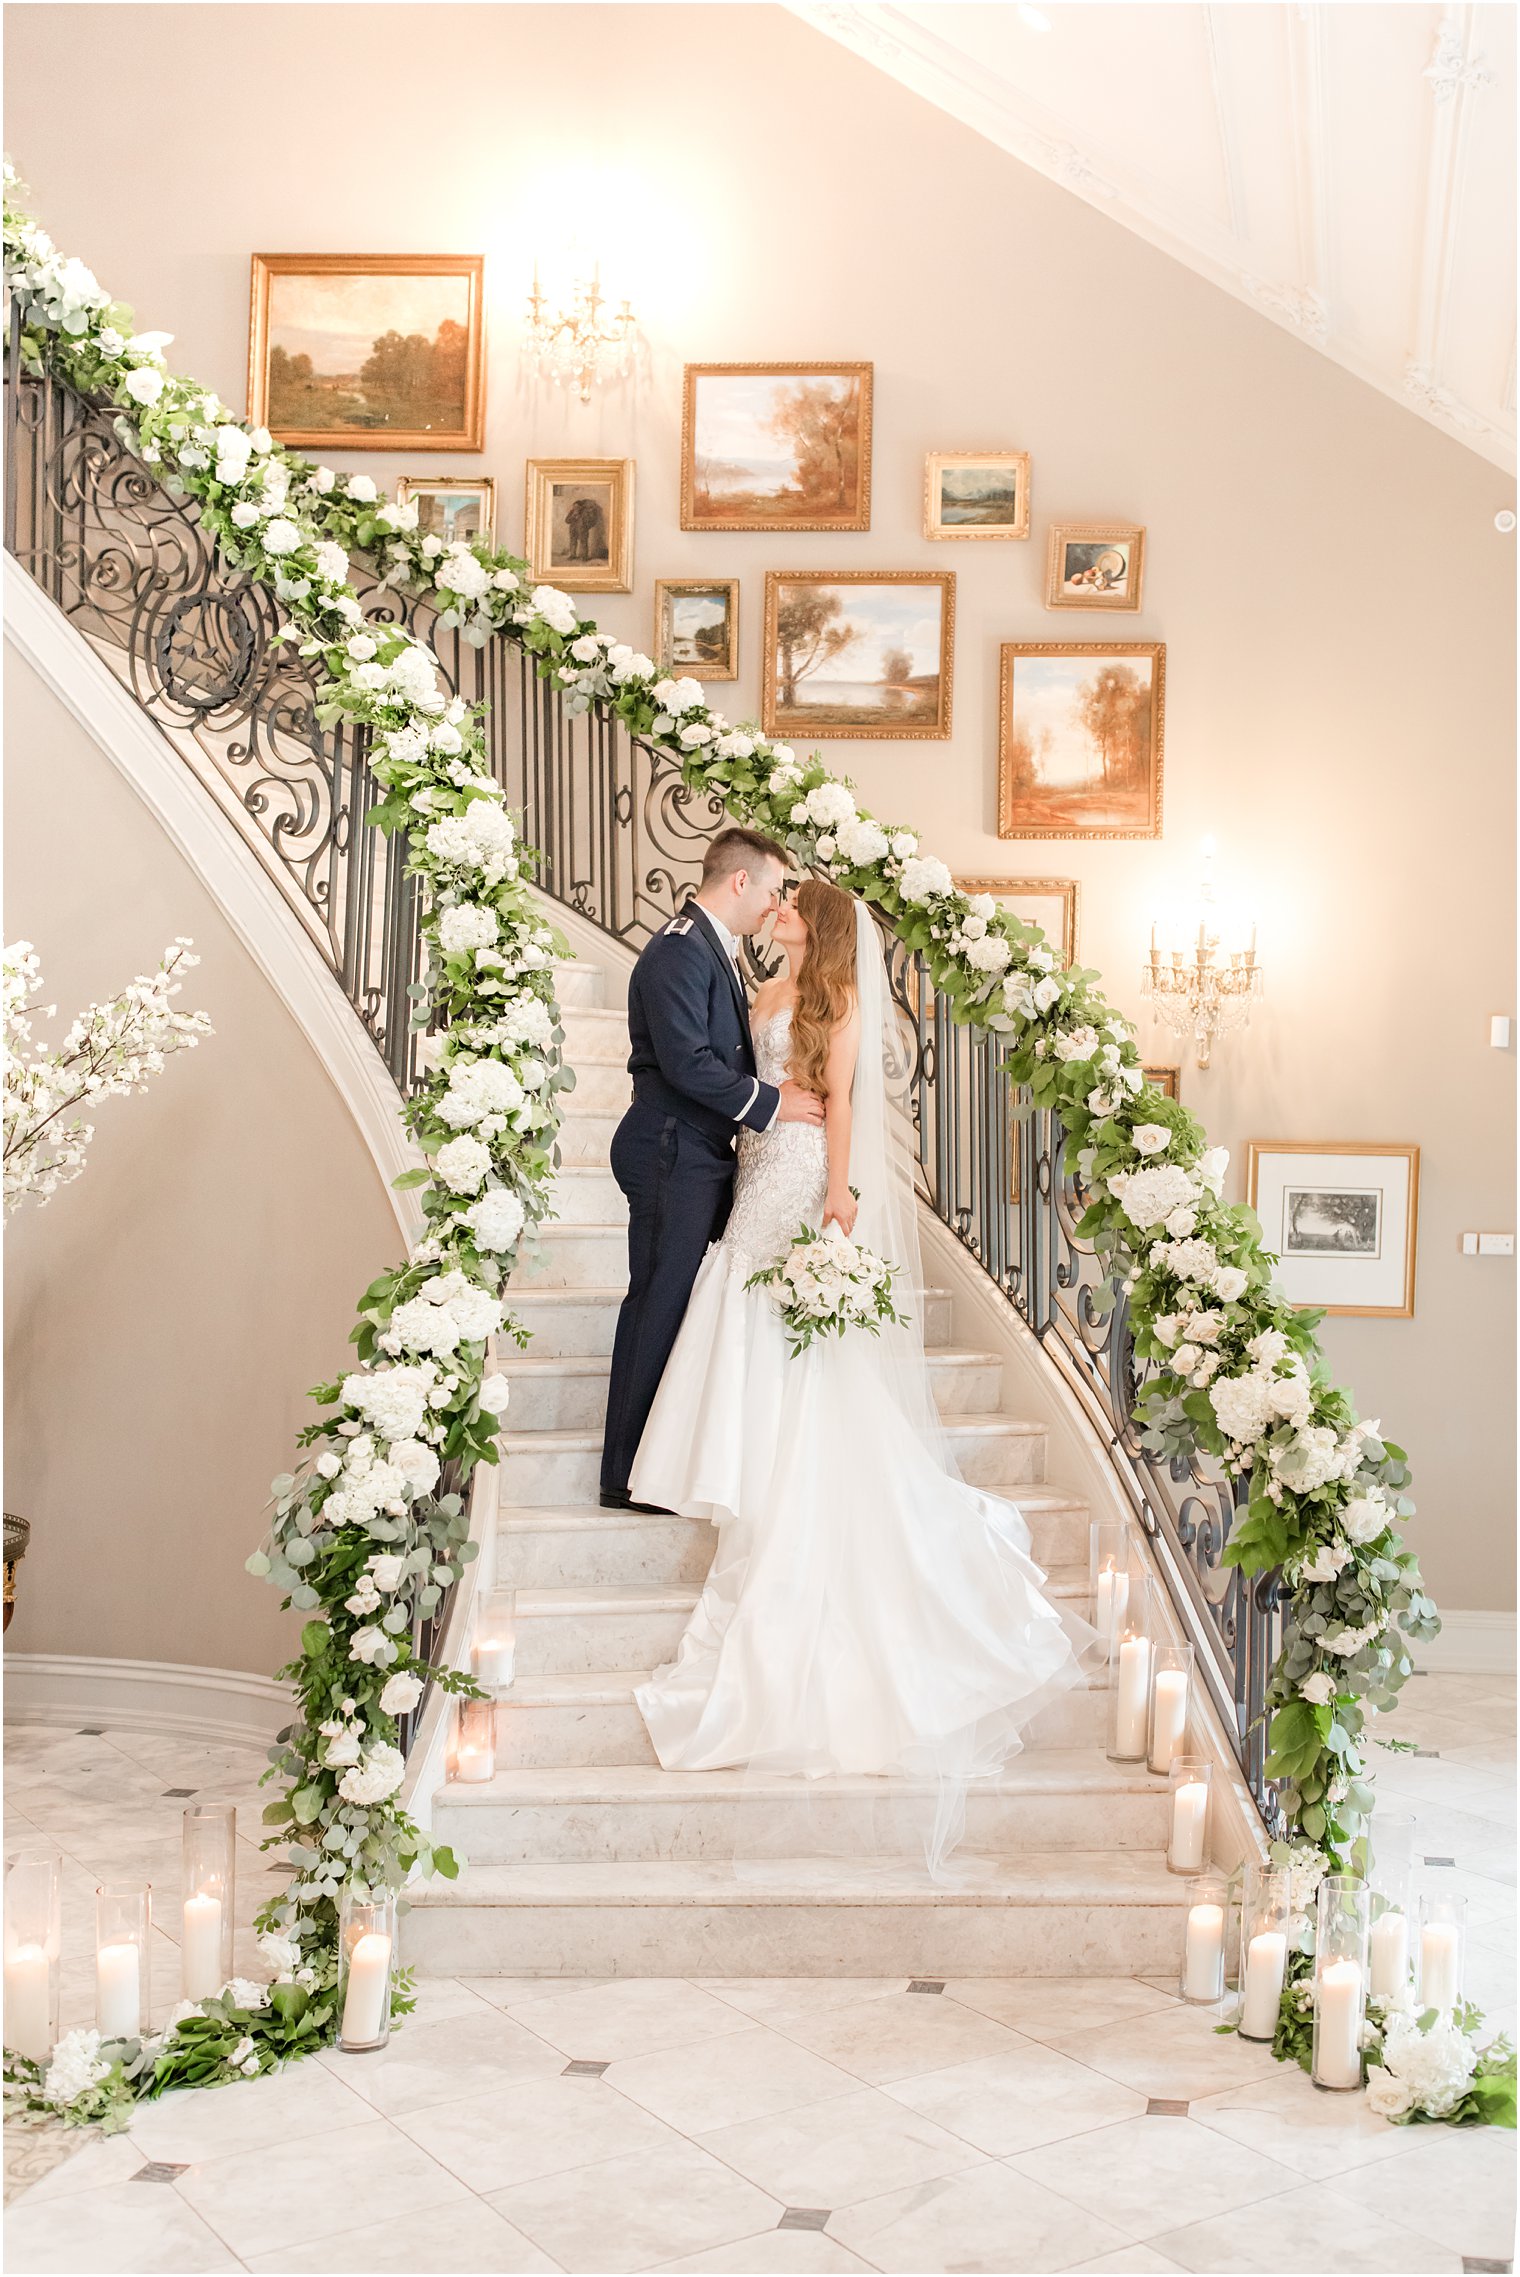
left=630, top=905, right=1091, bottom=1875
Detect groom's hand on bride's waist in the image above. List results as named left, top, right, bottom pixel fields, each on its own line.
left=777, top=1080, right=825, bottom=1126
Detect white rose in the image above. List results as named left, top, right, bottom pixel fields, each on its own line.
left=1032, top=975, right=1062, bottom=1014
left=368, top=1552, right=408, bottom=1592
left=1131, top=1124, right=1171, bottom=1157
left=347, top=633, right=378, bottom=662
left=1198, top=1146, right=1230, bottom=1195
left=229, top=501, right=260, bottom=529
left=1298, top=1671, right=1337, bottom=1706
left=1053, top=1026, right=1100, bottom=1063
left=387, top=1439, right=440, bottom=1496
left=477, top=1373, right=512, bottom=1416
left=346, top=473, right=378, bottom=502
left=1213, top=1266, right=1249, bottom=1303
left=348, top=1625, right=395, bottom=1667
left=379, top=1670, right=424, bottom=1716
left=1340, top=1493, right=1391, bottom=1547
left=122, top=364, right=165, bottom=405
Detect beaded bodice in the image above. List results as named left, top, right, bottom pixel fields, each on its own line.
left=721, top=1008, right=828, bottom=1274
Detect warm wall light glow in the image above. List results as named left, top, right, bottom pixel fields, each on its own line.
left=1018, top=4, right=1053, bottom=29
left=1144, top=836, right=1262, bottom=1071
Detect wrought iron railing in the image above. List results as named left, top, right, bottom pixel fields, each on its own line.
left=3, top=345, right=1281, bottom=1821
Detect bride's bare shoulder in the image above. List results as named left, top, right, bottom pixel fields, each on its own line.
left=750, top=975, right=791, bottom=1019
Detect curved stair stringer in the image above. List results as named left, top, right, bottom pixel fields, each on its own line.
left=4, top=561, right=423, bottom=1245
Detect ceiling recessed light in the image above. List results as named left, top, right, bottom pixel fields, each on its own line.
left=1018, top=3, right=1052, bottom=28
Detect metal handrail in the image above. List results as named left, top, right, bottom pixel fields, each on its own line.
left=3, top=350, right=1280, bottom=1822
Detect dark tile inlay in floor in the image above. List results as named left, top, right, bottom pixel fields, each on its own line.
left=562, top=2059, right=610, bottom=2076
left=1416, top=1748, right=1442, bottom=1759
left=132, top=2163, right=189, bottom=2183
left=1146, top=2097, right=1190, bottom=2116
left=907, top=1980, right=945, bottom=1995
left=76, top=1727, right=104, bottom=1736
left=1425, top=1855, right=1457, bottom=1867
left=1463, top=2260, right=1512, bottom=2274
left=162, top=1787, right=197, bottom=1799
left=779, top=2209, right=832, bottom=2232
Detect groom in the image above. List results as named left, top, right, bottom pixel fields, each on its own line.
left=599, top=826, right=825, bottom=1511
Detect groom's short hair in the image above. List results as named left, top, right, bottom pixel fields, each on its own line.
left=701, top=826, right=787, bottom=886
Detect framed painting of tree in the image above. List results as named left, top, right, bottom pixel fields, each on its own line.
left=762, top=571, right=954, bottom=738
left=682, top=364, right=873, bottom=531
left=998, top=643, right=1165, bottom=839
left=248, top=254, right=485, bottom=451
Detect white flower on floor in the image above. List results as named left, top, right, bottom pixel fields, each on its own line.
left=1366, top=2008, right=1477, bottom=2120
left=42, top=2030, right=110, bottom=2106
left=257, top=1931, right=301, bottom=1977
left=223, top=1978, right=270, bottom=2012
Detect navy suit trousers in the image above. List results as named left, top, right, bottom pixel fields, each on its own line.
left=600, top=1101, right=736, bottom=1499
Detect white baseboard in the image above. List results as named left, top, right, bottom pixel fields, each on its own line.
left=1412, top=1612, right=1517, bottom=1677
left=3, top=1654, right=293, bottom=1748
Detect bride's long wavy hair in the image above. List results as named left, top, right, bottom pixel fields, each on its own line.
left=791, top=878, right=858, bottom=1096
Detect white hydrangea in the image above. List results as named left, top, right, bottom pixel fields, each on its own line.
left=835, top=817, right=890, bottom=867
left=435, top=547, right=490, bottom=602
left=798, top=781, right=857, bottom=831
left=1053, top=1026, right=1100, bottom=1063
left=528, top=585, right=579, bottom=635
left=314, top=540, right=349, bottom=584
left=899, top=855, right=954, bottom=903
left=650, top=675, right=705, bottom=716
left=1105, top=1164, right=1199, bottom=1230
left=1366, top=2011, right=1477, bottom=2121
left=1210, top=1371, right=1276, bottom=1445
left=464, top=1186, right=527, bottom=1253
left=338, top=1740, right=407, bottom=1805
left=493, top=995, right=555, bottom=1052
left=437, top=1058, right=525, bottom=1129
left=1273, top=1425, right=1346, bottom=1494
left=425, top=801, right=518, bottom=884
left=965, top=935, right=1011, bottom=974
left=436, top=903, right=498, bottom=957
left=42, top=2029, right=111, bottom=2105
left=339, top=1364, right=435, bottom=1444
left=434, top=1134, right=491, bottom=1193
left=262, top=518, right=301, bottom=556
left=1155, top=1235, right=1222, bottom=1288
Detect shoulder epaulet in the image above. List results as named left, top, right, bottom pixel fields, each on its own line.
left=662, top=917, right=694, bottom=936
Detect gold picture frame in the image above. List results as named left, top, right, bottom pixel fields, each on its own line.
left=653, top=578, right=740, bottom=680
left=681, top=363, right=873, bottom=532
left=956, top=876, right=1080, bottom=964
left=1245, top=1141, right=1419, bottom=1318
left=248, top=253, right=485, bottom=452
left=524, top=458, right=634, bottom=593
left=1046, top=522, right=1146, bottom=610
left=924, top=451, right=1031, bottom=541
left=762, top=570, right=955, bottom=740
left=396, top=475, right=497, bottom=549
left=1143, top=1064, right=1181, bottom=1101
left=998, top=642, right=1165, bottom=841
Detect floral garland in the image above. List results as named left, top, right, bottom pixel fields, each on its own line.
left=2, top=174, right=1461, bottom=2113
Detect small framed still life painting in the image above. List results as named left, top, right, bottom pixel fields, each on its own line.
left=248, top=253, right=485, bottom=451
left=654, top=579, right=739, bottom=680
left=1143, top=1065, right=1181, bottom=1101
left=924, top=451, right=1031, bottom=541
left=956, top=877, right=1080, bottom=964
left=998, top=642, right=1164, bottom=840
left=396, top=476, right=496, bottom=548
left=762, top=570, right=954, bottom=739
left=682, top=363, right=873, bottom=532
left=1246, top=1142, right=1419, bottom=1317
left=1046, top=523, right=1146, bottom=610
left=524, top=458, right=634, bottom=593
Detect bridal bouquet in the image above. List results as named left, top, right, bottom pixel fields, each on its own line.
left=746, top=1217, right=907, bottom=1356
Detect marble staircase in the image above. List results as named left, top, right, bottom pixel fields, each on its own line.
left=405, top=949, right=1188, bottom=1977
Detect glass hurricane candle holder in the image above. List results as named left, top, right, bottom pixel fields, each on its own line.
left=337, top=1887, right=397, bottom=2053
left=471, top=1590, right=517, bottom=1689
left=96, top=1883, right=150, bottom=2041
left=1089, top=1520, right=1130, bottom=1663
left=454, top=1695, right=496, bottom=1784
left=1312, top=1874, right=1369, bottom=2090
left=1237, top=1863, right=1291, bottom=2040
left=1180, top=1872, right=1228, bottom=2005
left=1166, top=1756, right=1212, bottom=1875
left=1106, top=1577, right=1154, bottom=1763
left=4, top=1853, right=61, bottom=2064
left=1417, top=1892, right=1466, bottom=2013
left=1148, top=1642, right=1194, bottom=1775
left=181, top=1803, right=235, bottom=2001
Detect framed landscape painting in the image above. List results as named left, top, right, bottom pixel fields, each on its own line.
left=524, top=458, right=633, bottom=592
left=248, top=254, right=485, bottom=451
left=998, top=642, right=1165, bottom=839
left=925, top=451, right=1030, bottom=541
left=1143, top=1065, right=1181, bottom=1101
left=1246, top=1142, right=1419, bottom=1317
left=396, top=475, right=496, bottom=548
left=957, top=876, right=1079, bottom=963
left=654, top=579, right=739, bottom=680
left=1046, top=523, right=1146, bottom=610
left=682, top=363, right=872, bottom=532
left=763, top=571, right=954, bottom=739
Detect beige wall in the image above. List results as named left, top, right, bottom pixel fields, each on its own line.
left=5, top=3, right=1514, bottom=1614
left=3, top=650, right=399, bottom=1673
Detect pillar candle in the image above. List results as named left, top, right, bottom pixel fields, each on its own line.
left=471, top=1640, right=514, bottom=1688
left=1095, top=1563, right=1129, bottom=1648
left=1369, top=1911, right=1409, bottom=2000
left=1115, top=1637, right=1151, bottom=1757
left=1316, top=1958, right=1364, bottom=2088
left=1149, top=1670, right=1190, bottom=1773
left=1169, top=1780, right=1209, bottom=1873
left=1183, top=1902, right=1225, bottom=2001
left=1240, top=1930, right=1287, bottom=2038
left=181, top=1891, right=223, bottom=2001
left=4, top=1942, right=52, bottom=2063
left=1420, top=1922, right=1462, bottom=2010
left=96, top=1940, right=142, bottom=2039
left=341, top=1931, right=392, bottom=2046
left=456, top=1742, right=494, bottom=1784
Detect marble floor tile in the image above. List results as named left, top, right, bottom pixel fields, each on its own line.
left=826, top=2160, right=1134, bottom=2273
left=124, top=2049, right=376, bottom=2165
left=1150, top=2178, right=1464, bottom=2273
left=460, top=1975, right=615, bottom=2008
left=1006, top=2113, right=1300, bottom=2242
left=4, top=2177, right=242, bottom=2273
left=241, top=2196, right=562, bottom=2273
left=1051, top=2004, right=1287, bottom=2100
left=943, top=1975, right=1179, bottom=2046
left=3, top=2126, right=141, bottom=2204
left=403, top=1977, right=507, bottom=2025
left=173, top=2117, right=470, bottom=2258
left=882, top=2039, right=1149, bottom=2156
left=1188, top=2065, right=1429, bottom=2180
left=758, top=1987, right=1027, bottom=2085
left=606, top=2022, right=862, bottom=2135
left=1065, top=2253, right=1186, bottom=2275
left=651, top=2233, right=874, bottom=2273
left=488, top=2133, right=781, bottom=2275
left=317, top=2006, right=568, bottom=2116
left=1324, top=2122, right=1518, bottom=2262
left=696, top=2086, right=986, bottom=2208
left=504, top=1976, right=753, bottom=2062
left=696, top=1978, right=907, bottom=2024
left=397, top=2070, right=683, bottom=2193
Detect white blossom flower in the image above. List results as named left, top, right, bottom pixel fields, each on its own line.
left=262, top=519, right=302, bottom=556
left=965, top=935, right=1011, bottom=974
left=338, top=1741, right=407, bottom=1805
left=899, top=855, right=954, bottom=903
left=434, top=1134, right=491, bottom=1194
left=437, top=904, right=498, bottom=958
left=437, top=1057, right=525, bottom=1129
left=464, top=1186, right=527, bottom=1253
left=42, top=2029, right=111, bottom=2105
left=650, top=675, right=705, bottom=716
left=1131, top=1124, right=1172, bottom=1157
left=339, top=1364, right=435, bottom=1444
left=425, top=801, right=518, bottom=885
left=346, top=473, right=378, bottom=503
left=1298, top=1671, right=1337, bottom=1706
left=1341, top=1492, right=1391, bottom=1547
left=348, top=1624, right=396, bottom=1668
left=797, top=781, right=857, bottom=832
left=1210, top=1371, right=1275, bottom=1445
left=1105, top=1164, right=1200, bottom=1230
left=314, top=540, right=350, bottom=583
left=379, top=1670, right=424, bottom=1716
left=436, top=549, right=490, bottom=602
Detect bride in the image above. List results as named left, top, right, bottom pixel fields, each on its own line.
left=630, top=879, right=1090, bottom=1869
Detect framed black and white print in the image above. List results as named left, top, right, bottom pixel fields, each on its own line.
left=1246, top=1142, right=1419, bottom=1317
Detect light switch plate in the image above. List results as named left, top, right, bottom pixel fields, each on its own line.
left=1462, top=1233, right=1479, bottom=1254
left=1490, top=1016, right=1511, bottom=1050
left=1478, top=1233, right=1515, bottom=1256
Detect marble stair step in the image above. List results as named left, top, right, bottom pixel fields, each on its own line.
left=551, top=958, right=605, bottom=1009
left=511, top=1583, right=704, bottom=1675
left=434, top=1751, right=1170, bottom=1861
left=506, top=1284, right=957, bottom=1358
left=554, top=1112, right=624, bottom=1166
left=560, top=1005, right=631, bottom=1063
left=509, top=1223, right=627, bottom=1291
left=546, top=1164, right=626, bottom=1224
left=562, top=1059, right=634, bottom=1116
left=401, top=1848, right=1188, bottom=1979
left=501, top=1345, right=1004, bottom=1433
left=499, top=1412, right=1047, bottom=1509
left=491, top=1665, right=1109, bottom=1767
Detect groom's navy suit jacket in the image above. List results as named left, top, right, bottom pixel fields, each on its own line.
left=600, top=902, right=780, bottom=1498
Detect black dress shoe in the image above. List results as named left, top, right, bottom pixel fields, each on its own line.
left=628, top=1498, right=676, bottom=1516
left=599, top=1489, right=631, bottom=1510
